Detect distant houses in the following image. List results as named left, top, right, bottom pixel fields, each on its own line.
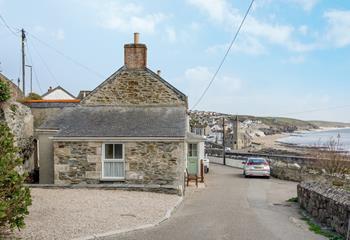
left=30, top=33, right=204, bottom=194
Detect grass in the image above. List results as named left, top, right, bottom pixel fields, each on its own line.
left=301, top=216, right=344, bottom=240
left=287, top=197, right=298, bottom=203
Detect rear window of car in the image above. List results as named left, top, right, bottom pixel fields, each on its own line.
left=247, top=159, right=266, bottom=165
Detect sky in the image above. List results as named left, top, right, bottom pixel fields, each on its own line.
left=0, top=0, right=350, bottom=122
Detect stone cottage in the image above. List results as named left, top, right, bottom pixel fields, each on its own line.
left=36, top=33, right=204, bottom=194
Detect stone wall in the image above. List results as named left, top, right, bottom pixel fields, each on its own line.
left=1, top=101, right=34, bottom=170
left=53, top=141, right=185, bottom=191
left=298, top=182, right=350, bottom=237
left=81, top=69, right=187, bottom=107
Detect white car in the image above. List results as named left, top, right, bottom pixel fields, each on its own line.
left=242, top=157, right=270, bottom=178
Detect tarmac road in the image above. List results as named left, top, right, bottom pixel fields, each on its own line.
left=103, top=164, right=325, bottom=240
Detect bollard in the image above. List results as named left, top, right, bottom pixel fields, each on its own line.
left=200, top=160, right=204, bottom=183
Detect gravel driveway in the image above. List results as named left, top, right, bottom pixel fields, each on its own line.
left=14, top=189, right=180, bottom=240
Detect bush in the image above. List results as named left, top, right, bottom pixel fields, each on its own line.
left=0, top=80, right=11, bottom=102
left=26, top=92, right=42, bottom=100
left=0, top=122, right=31, bottom=232
left=310, top=138, right=349, bottom=175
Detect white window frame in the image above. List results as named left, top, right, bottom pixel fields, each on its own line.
left=101, top=143, right=125, bottom=180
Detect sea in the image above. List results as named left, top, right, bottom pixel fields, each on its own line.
left=277, top=128, right=350, bottom=151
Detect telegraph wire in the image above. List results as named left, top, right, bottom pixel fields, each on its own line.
left=26, top=31, right=105, bottom=79
left=0, top=13, right=104, bottom=81
left=27, top=37, right=60, bottom=87
left=25, top=43, right=43, bottom=94
left=0, top=13, right=19, bottom=37
left=190, top=0, right=255, bottom=110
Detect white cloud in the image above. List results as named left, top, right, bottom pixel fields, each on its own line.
left=86, top=1, right=167, bottom=34
left=187, top=0, right=317, bottom=53
left=289, top=0, right=319, bottom=11
left=187, top=0, right=239, bottom=24
left=207, top=36, right=266, bottom=56
left=33, top=25, right=45, bottom=33
left=324, top=10, right=350, bottom=47
left=166, top=27, right=177, bottom=43
left=298, top=25, right=308, bottom=35
left=52, top=29, right=65, bottom=41
left=284, top=55, right=305, bottom=64
left=184, top=66, right=242, bottom=96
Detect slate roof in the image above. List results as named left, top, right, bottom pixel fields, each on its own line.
left=39, top=106, right=187, bottom=138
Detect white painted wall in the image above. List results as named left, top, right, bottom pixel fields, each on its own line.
left=43, top=89, right=75, bottom=100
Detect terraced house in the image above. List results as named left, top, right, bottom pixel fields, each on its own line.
left=36, top=33, right=204, bottom=194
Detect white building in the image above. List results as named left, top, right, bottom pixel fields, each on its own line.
left=41, top=86, right=76, bottom=100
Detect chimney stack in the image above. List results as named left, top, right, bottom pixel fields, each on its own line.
left=157, top=70, right=161, bottom=76
left=124, top=32, right=147, bottom=69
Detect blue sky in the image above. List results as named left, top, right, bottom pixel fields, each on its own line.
left=0, top=0, right=350, bottom=122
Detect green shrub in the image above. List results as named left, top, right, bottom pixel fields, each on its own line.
left=9, top=104, right=17, bottom=113
left=0, top=80, right=11, bottom=102
left=26, top=92, right=42, bottom=100
left=0, top=122, right=31, bottom=231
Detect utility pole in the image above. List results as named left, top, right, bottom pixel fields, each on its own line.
left=222, top=117, right=226, bottom=165
left=21, top=29, right=26, bottom=95
left=25, top=65, right=32, bottom=93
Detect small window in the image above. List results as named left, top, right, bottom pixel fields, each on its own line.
left=188, top=143, right=198, bottom=157
left=102, top=143, right=124, bottom=179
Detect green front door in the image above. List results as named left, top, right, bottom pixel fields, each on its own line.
left=187, top=143, right=198, bottom=174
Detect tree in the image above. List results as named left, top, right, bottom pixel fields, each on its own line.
left=0, top=121, right=31, bottom=232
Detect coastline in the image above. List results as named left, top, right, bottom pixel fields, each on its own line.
left=251, top=126, right=350, bottom=154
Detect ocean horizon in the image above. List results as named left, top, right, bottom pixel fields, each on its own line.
left=277, top=128, right=350, bottom=151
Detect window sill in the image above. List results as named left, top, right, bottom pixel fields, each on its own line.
left=100, top=178, right=125, bottom=182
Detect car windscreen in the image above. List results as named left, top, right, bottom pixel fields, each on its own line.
left=247, top=159, right=266, bottom=165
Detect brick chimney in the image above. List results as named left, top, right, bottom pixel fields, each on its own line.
left=124, top=33, right=147, bottom=69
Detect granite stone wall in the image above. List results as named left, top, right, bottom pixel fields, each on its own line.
left=81, top=69, right=187, bottom=107
left=298, top=182, right=350, bottom=237
left=53, top=141, right=185, bottom=191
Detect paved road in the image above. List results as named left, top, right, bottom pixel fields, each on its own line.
left=104, top=164, right=325, bottom=240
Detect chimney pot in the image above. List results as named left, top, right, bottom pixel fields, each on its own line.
left=134, top=32, right=139, bottom=44
left=48, top=86, right=52, bottom=92
left=157, top=70, right=161, bottom=76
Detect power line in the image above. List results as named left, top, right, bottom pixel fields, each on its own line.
left=25, top=43, right=43, bottom=94
left=27, top=37, right=60, bottom=87
left=190, top=0, right=255, bottom=110
left=0, top=13, right=19, bottom=37
left=26, top=31, right=105, bottom=79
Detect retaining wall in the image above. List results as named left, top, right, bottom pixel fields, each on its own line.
left=298, top=182, right=350, bottom=237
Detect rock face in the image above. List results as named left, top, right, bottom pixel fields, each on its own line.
left=1, top=102, right=34, bottom=167
left=0, top=74, right=34, bottom=170
left=53, top=141, right=185, bottom=189
left=298, top=182, right=350, bottom=237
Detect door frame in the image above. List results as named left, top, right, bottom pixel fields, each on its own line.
left=187, top=143, right=199, bottom=175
